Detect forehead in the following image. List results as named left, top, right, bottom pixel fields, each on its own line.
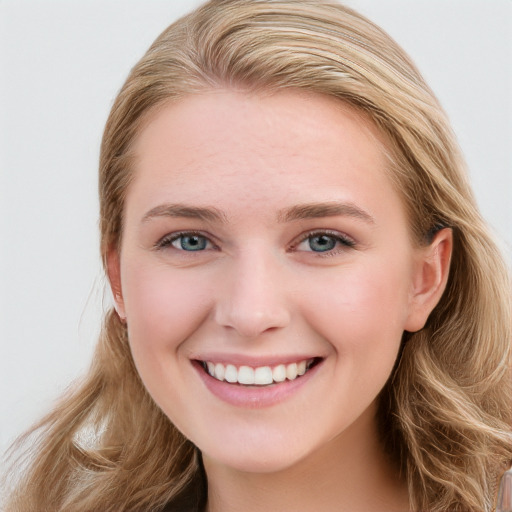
left=126, top=88, right=403, bottom=226
left=134, top=88, right=388, bottom=157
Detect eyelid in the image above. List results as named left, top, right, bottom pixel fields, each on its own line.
left=153, top=229, right=355, bottom=253
left=290, top=229, right=356, bottom=252
left=154, top=230, right=217, bottom=251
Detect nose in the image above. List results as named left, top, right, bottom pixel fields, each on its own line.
left=214, top=248, right=291, bottom=339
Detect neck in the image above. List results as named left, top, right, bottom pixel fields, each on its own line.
left=202, top=406, right=410, bottom=512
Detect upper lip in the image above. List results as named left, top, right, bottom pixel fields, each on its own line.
left=191, top=353, right=323, bottom=367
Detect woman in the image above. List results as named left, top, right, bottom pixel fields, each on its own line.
left=4, top=1, right=511, bottom=511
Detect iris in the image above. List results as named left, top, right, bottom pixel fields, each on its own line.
left=173, top=234, right=208, bottom=251
left=308, top=234, right=337, bottom=252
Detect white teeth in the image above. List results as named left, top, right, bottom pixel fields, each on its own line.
left=272, top=364, right=287, bottom=383
left=203, top=358, right=315, bottom=386
left=214, top=363, right=225, bottom=381
left=224, top=364, right=238, bottom=383
left=286, top=363, right=298, bottom=380
left=254, top=366, right=273, bottom=385
left=238, top=366, right=255, bottom=385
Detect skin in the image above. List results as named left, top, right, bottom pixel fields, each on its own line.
left=108, top=89, right=452, bottom=512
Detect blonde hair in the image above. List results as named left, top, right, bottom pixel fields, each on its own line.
left=4, top=1, right=511, bottom=511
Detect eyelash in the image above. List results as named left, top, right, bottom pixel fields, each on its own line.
left=290, top=230, right=356, bottom=256
left=155, top=231, right=216, bottom=252
left=154, top=230, right=356, bottom=256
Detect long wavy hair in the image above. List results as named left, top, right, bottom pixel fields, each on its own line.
left=4, top=1, right=511, bottom=511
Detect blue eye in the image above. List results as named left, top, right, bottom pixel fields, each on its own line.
left=307, top=234, right=337, bottom=252
left=296, top=231, right=355, bottom=253
left=170, top=234, right=210, bottom=251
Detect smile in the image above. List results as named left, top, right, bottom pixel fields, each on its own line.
left=201, top=358, right=318, bottom=386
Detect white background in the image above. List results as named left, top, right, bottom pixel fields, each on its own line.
left=1, top=1, right=511, bottom=459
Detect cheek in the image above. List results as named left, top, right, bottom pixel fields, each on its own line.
left=302, top=261, right=411, bottom=358
left=121, top=261, right=212, bottom=355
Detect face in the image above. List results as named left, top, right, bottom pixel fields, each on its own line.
left=110, top=89, right=445, bottom=474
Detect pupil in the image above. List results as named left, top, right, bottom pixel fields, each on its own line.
left=182, top=236, right=205, bottom=251
left=310, top=235, right=335, bottom=252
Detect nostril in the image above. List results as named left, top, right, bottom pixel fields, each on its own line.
left=213, top=266, right=291, bottom=337
left=215, top=308, right=291, bottom=339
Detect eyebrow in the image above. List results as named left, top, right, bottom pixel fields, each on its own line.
left=142, top=203, right=227, bottom=223
left=141, top=201, right=375, bottom=225
left=277, top=202, right=375, bottom=224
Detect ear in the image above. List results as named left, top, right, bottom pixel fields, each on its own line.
left=106, top=246, right=126, bottom=321
left=404, top=228, right=453, bottom=332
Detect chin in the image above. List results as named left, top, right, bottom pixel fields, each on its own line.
left=198, top=426, right=318, bottom=475
left=203, top=448, right=308, bottom=475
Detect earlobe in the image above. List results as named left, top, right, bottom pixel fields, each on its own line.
left=107, top=247, right=126, bottom=321
left=404, top=228, right=453, bottom=332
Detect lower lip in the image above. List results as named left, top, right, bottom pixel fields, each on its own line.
left=192, top=360, right=322, bottom=408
